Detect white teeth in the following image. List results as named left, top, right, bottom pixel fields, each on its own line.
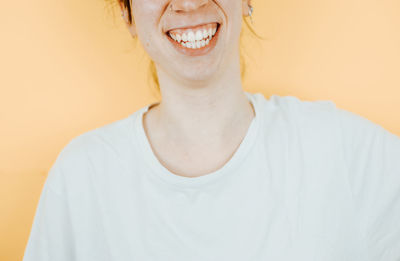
left=168, top=25, right=219, bottom=49
left=208, top=28, right=212, bottom=38
left=187, top=31, right=195, bottom=42
left=195, top=30, right=203, bottom=41
left=175, top=38, right=213, bottom=49
left=182, top=33, right=188, bottom=42
left=202, top=29, right=208, bottom=39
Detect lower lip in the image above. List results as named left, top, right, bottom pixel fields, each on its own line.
left=165, top=24, right=221, bottom=57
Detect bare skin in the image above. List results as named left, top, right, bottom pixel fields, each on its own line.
left=119, top=0, right=254, bottom=178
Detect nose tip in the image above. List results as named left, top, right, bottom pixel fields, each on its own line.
left=170, top=0, right=209, bottom=13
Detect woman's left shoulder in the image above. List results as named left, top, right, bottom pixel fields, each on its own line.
left=262, top=94, right=339, bottom=129
left=265, top=94, right=397, bottom=137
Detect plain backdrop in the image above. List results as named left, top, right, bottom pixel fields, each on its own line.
left=0, top=0, right=399, bottom=260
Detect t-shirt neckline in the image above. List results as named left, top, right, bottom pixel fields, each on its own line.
left=130, top=91, right=262, bottom=188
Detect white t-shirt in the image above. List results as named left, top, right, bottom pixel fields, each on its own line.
left=23, top=92, right=400, bottom=261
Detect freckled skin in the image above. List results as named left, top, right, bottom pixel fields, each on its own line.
left=119, top=0, right=252, bottom=84
left=117, top=0, right=255, bottom=178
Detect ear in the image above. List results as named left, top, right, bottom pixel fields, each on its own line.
left=118, top=0, right=137, bottom=38
left=242, top=0, right=252, bottom=17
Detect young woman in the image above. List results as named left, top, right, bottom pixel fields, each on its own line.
left=23, top=0, right=400, bottom=260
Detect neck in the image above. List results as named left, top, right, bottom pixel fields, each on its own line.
left=150, top=55, right=255, bottom=144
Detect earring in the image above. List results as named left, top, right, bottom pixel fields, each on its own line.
left=248, top=5, right=254, bottom=24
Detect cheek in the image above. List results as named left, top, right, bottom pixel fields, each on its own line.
left=220, top=0, right=243, bottom=18
left=220, top=0, right=244, bottom=43
left=132, top=0, right=166, bottom=49
left=133, top=2, right=179, bottom=67
left=132, top=0, right=166, bottom=35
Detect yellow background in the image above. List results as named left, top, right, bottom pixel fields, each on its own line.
left=1, top=0, right=399, bottom=260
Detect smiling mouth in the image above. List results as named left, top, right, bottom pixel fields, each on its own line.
left=165, top=23, right=221, bottom=50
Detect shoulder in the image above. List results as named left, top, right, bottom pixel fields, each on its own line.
left=259, top=93, right=383, bottom=130
left=261, top=93, right=393, bottom=139
left=57, top=115, right=131, bottom=162
left=46, top=114, right=135, bottom=195
left=253, top=94, right=343, bottom=160
left=264, top=94, right=400, bottom=164
left=258, top=94, right=338, bottom=129
left=269, top=94, right=336, bottom=115
left=266, top=94, right=336, bottom=110
left=64, top=113, right=135, bottom=157
left=257, top=94, right=385, bottom=159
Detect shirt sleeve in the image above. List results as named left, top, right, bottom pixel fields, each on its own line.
left=22, top=160, right=76, bottom=261
left=336, top=108, right=400, bottom=260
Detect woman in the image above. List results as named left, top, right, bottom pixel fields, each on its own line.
left=23, top=0, right=400, bottom=260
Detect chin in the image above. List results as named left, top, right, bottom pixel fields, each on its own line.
left=178, top=66, right=220, bottom=84
left=177, top=56, right=224, bottom=81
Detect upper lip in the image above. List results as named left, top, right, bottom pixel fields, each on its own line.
left=164, top=21, right=220, bottom=33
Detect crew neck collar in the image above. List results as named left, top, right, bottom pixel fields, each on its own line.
left=129, top=91, right=264, bottom=189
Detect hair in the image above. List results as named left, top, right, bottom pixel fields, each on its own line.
left=105, top=0, right=264, bottom=95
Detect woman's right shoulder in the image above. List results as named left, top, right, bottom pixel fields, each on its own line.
left=44, top=132, right=96, bottom=197
left=46, top=115, right=135, bottom=195
left=57, top=112, right=138, bottom=161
